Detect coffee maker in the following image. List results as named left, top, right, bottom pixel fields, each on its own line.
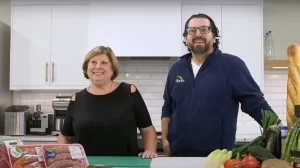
left=51, top=96, right=71, bottom=136
left=29, top=104, right=53, bottom=135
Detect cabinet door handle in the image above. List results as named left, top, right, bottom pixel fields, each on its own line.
left=52, top=62, right=54, bottom=82
left=46, top=63, right=48, bottom=82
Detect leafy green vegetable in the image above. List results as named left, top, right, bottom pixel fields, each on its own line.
left=232, top=110, right=280, bottom=159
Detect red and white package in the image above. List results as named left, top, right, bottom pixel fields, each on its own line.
left=6, top=144, right=46, bottom=168
left=42, top=144, right=89, bottom=168
left=0, top=145, right=10, bottom=168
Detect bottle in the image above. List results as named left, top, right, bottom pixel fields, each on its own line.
left=264, top=32, right=269, bottom=60
left=266, top=31, right=275, bottom=60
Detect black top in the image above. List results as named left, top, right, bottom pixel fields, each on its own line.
left=61, top=82, right=152, bottom=156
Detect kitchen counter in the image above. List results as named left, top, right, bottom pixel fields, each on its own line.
left=87, top=156, right=207, bottom=168
left=0, top=134, right=254, bottom=143
left=0, top=135, right=57, bottom=142
left=139, top=135, right=254, bottom=142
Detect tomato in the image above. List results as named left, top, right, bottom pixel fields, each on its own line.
left=224, top=159, right=241, bottom=168
left=240, top=155, right=260, bottom=168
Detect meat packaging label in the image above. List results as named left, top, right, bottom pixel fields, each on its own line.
left=68, top=146, right=84, bottom=159
left=35, top=147, right=44, bottom=162
left=10, top=146, right=22, bottom=158
left=45, top=148, right=57, bottom=158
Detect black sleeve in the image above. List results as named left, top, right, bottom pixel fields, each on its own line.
left=61, top=101, right=75, bottom=136
left=132, top=88, right=153, bottom=128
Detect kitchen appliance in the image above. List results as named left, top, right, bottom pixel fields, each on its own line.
left=29, top=104, right=54, bottom=135
left=0, top=19, right=12, bottom=135
left=51, top=96, right=71, bottom=136
left=4, top=105, right=30, bottom=136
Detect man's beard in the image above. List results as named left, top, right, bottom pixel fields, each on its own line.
left=189, top=44, right=210, bottom=55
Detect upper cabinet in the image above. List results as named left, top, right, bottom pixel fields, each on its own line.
left=87, top=1, right=182, bottom=57
left=221, top=5, right=263, bottom=88
left=10, top=5, right=52, bottom=88
left=10, top=4, right=90, bottom=90
left=10, top=0, right=264, bottom=90
left=50, top=5, right=90, bottom=87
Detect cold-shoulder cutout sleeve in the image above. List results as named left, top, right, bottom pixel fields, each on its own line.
left=131, top=85, right=152, bottom=128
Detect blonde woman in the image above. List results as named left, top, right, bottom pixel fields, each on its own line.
left=58, top=46, right=158, bottom=158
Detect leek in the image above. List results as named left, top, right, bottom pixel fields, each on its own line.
left=203, top=149, right=232, bottom=168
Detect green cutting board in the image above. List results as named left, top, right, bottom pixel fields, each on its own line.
left=87, top=156, right=152, bottom=168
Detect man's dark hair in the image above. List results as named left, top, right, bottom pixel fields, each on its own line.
left=183, top=13, right=220, bottom=52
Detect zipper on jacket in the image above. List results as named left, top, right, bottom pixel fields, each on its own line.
left=184, top=49, right=218, bottom=133
left=186, top=63, right=195, bottom=132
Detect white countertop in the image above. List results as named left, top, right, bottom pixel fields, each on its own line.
left=0, top=135, right=57, bottom=142
left=0, top=134, right=255, bottom=143
left=151, top=157, right=208, bottom=168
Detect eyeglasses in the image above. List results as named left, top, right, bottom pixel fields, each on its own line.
left=186, top=26, right=211, bottom=35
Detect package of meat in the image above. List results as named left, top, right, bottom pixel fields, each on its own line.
left=42, top=144, right=89, bottom=168
left=0, top=145, right=10, bottom=168
left=6, top=144, right=46, bottom=168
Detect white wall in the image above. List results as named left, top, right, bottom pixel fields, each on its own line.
left=5, top=0, right=299, bottom=141
left=263, top=0, right=300, bottom=59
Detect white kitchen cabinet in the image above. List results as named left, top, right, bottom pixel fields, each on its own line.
left=10, top=5, right=51, bottom=88
left=50, top=5, right=90, bottom=87
left=10, top=5, right=90, bottom=90
left=88, top=1, right=182, bottom=57
left=10, top=2, right=263, bottom=90
left=181, top=4, right=222, bottom=55
left=221, top=5, right=263, bottom=87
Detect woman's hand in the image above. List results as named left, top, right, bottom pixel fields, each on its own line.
left=138, top=151, right=158, bottom=158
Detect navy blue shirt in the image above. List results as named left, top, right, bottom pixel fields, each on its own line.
left=161, top=49, right=274, bottom=157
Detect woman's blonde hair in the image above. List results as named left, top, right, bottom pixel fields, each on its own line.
left=82, top=46, right=119, bottom=80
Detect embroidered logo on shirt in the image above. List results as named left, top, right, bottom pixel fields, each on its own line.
left=176, top=75, right=185, bottom=83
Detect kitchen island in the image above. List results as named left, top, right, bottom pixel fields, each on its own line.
left=87, top=156, right=207, bottom=168
left=88, top=156, right=151, bottom=168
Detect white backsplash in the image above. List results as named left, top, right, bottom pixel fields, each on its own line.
left=12, top=60, right=288, bottom=142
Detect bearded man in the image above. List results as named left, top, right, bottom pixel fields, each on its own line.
left=161, top=13, right=277, bottom=157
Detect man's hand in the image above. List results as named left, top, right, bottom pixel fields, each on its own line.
left=162, top=139, right=170, bottom=156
